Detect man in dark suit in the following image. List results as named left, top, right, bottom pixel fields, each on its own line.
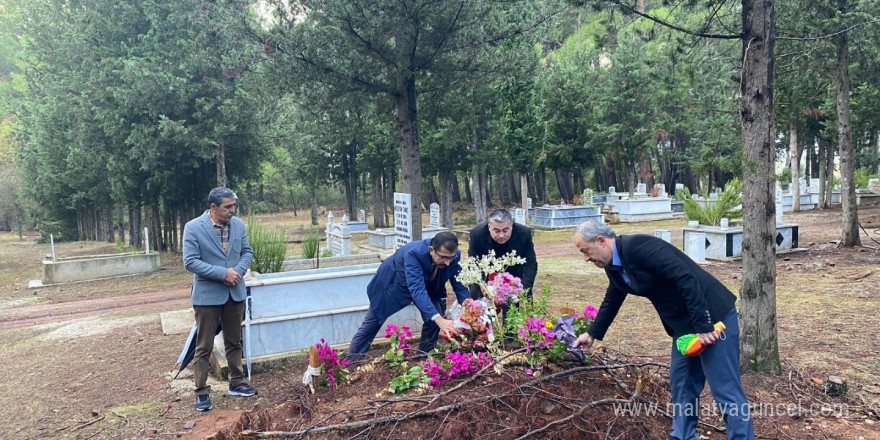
left=347, top=231, right=470, bottom=360
left=571, top=220, right=754, bottom=440
left=467, top=209, right=538, bottom=300
left=183, top=187, right=256, bottom=412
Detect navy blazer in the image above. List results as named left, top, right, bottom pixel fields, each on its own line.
left=183, top=211, right=253, bottom=306
left=367, top=238, right=470, bottom=323
left=588, top=234, right=737, bottom=339
left=467, top=221, right=538, bottom=296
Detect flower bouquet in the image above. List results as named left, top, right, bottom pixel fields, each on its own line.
left=456, top=250, right=527, bottom=348
left=446, top=298, right=494, bottom=347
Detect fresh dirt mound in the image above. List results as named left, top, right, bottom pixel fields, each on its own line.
left=207, top=353, right=673, bottom=440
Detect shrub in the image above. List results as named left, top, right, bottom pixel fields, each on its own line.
left=301, top=233, right=320, bottom=259
left=677, top=179, right=743, bottom=226
left=247, top=218, right=287, bottom=274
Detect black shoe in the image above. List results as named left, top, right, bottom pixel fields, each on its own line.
left=228, top=383, right=258, bottom=397
left=196, top=394, right=212, bottom=411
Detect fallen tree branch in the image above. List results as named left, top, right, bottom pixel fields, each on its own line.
left=240, top=394, right=499, bottom=438
left=72, top=415, right=105, bottom=431
left=514, top=398, right=631, bottom=440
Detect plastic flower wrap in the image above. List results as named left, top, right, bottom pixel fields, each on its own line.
left=447, top=298, right=494, bottom=345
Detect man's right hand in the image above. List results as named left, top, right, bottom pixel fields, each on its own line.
left=434, top=316, right=460, bottom=338
left=224, top=268, right=242, bottom=286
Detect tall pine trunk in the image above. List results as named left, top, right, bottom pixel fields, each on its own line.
left=439, top=169, right=455, bottom=228
left=396, top=73, right=423, bottom=241
left=834, top=17, right=860, bottom=246
left=372, top=174, right=387, bottom=228
left=790, top=120, right=801, bottom=211
left=216, top=138, right=227, bottom=187
left=739, top=0, right=781, bottom=374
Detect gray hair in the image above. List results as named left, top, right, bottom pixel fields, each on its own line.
left=574, top=220, right=616, bottom=243
left=487, top=209, right=513, bottom=224
left=208, top=187, right=238, bottom=207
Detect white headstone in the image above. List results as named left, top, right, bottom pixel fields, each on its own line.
left=808, top=180, right=819, bottom=193
left=609, top=186, right=616, bottom=194
left=394, top=193, right=413, bottom=248
left=775, top=184, right=783, bottom=200
left=429, top=203, right=440, bottom=227
left=709, top=192, right=718, bottom=200
left=869, top=179, right=880, bottom=194
left=688, top=220, right=700, bottom=228
left=527, top=198, right=533, bottom=209
left=514, top=208, right=526, bottom=224
left=656, top=184, right=667, bottom=198
left=326, top=214, right=351, bottom=256
left=675, top=183, right=684, bottom=195
left=654, top=230, right=671, bottom=243
left=326, top=211, right=334, bottom=232
left=685, top=232, right=706, bottom=263
left=636, top=183, right=647, bottom=194
left=359, top=209, right=366, bottom=222
left=776, top=200, right=784, bottom=224
left=798, top=177, right=808, bottom=193
left=720, top=218, right=729, bottom=229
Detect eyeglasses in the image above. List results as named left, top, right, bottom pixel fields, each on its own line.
left=434, top=251, right=456, bottom=262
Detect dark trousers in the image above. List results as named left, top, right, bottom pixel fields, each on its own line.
left=347, top=296, right=447, bottom=360
left=193, top=297, right=247, bottom=396
left=669, top=308, right=755, bottom=440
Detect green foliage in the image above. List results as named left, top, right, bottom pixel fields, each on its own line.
left=388, top=365, right=429, bottom=394
left=677, top=179, right=743, bottom=226
left=301, top=233, right=320, bottom=259
left=854, top=168, right=880, bottom=189
left=247, top=218, right=287, bottom=274
left=777, top=167, right=792, bottom=184
left=503, top=285, right=551, bottom=336
left=36, top=220, right=74, bottom=244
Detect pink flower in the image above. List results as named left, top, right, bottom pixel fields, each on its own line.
left=584, top=305, right=598, bottom=321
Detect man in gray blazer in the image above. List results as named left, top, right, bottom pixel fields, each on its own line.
left=183, top=187, right=256, bottom=411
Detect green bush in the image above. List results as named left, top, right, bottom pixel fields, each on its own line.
left=247, top=218, right=287, bottom=274
left=677, top=179, right=743, bottom=226
left=854, top=168, right=880, bottom=189
left=301, top=233, right=320, bottom=259
left=36, top=220, right=74, bottom=244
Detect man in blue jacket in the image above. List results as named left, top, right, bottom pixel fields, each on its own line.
left=183, top=187, right=256, bottom=412
left=348, top=231, right=470, bottom=360
left=571, top=220, right=754, bottom=440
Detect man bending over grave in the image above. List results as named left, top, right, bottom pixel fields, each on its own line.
left=347, top=231, right=470, bottom=361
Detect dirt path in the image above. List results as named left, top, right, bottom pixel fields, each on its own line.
left=0, top=287, right=191, bottom=331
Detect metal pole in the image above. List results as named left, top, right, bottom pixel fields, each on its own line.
left=144, top=227, right=150, bottom=254
left=50, top=234, right=56, bottom=262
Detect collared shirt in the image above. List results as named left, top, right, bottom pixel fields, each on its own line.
left=610, top=244, right=633, bottom=289
left=211, top=218, right=230, bottom=254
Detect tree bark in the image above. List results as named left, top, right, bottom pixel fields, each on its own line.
left=463, top=174, right=472, bottom=204
left=372, top=174, right=387, bottom=228
left=834, top=19, right=860, bottom=246
left=790, top=120, right=801, bottom=212
left=818, top=140, right=828, bottom=208
left=497, top=175, right=511, bottom=206
left=396, top=70, right=423, bottom=240
left=310, top=186, right=318, bottom=226
left=739, top=0, right=781, bottom=374
left=105, top=206, right=115, bottom=243
left=536, top=167, right=547, bottom=204
left=216, top=138, right=227, bottom=187
left=439, top=169, right=455, bottom=228
left=520, top=173, right=529, bottom=224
